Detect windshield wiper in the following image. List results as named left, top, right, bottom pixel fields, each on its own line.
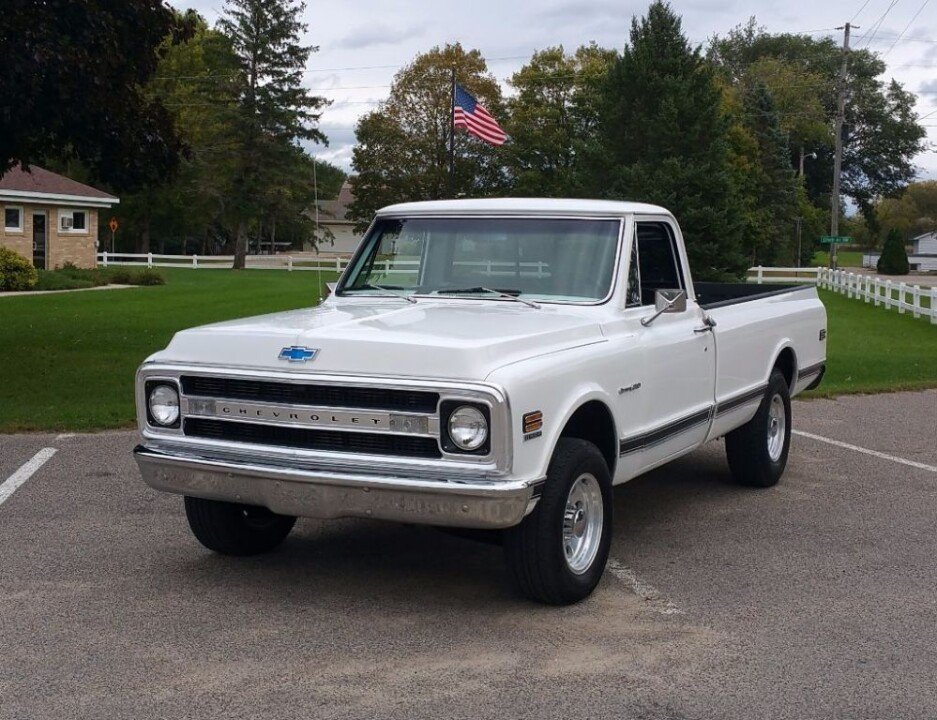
left=432, top=286, right=540, bottom=309
left=346, top=283, right=417, bottom=303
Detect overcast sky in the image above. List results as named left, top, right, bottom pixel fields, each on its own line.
left=169, top=0, right=937, bottom=180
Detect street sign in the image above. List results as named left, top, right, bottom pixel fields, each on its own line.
left=108, top=217, right=119, bottom=233
left=820, top=235, right=852, bottom=244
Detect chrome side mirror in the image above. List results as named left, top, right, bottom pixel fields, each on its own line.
left=641, top=289, right=686, bottom=327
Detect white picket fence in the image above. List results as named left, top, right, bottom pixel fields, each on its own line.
left=749, top=265, right=937, bottom=324
left=96, top=252, right=555, bottom=278
left=98, top=252, right=352, bottom=272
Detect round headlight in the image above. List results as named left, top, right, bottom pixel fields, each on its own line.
left=447, top=405, right=488, bottom=451
left=148, top=384, right=180, bottom=426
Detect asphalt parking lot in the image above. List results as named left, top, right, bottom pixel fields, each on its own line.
left=1, top=390, right=935, bottom=720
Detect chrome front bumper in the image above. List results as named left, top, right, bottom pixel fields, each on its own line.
left=134, top=445, right=540, bottom=529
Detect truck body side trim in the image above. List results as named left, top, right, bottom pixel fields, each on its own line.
left=619, top=407, right=714, bottom=455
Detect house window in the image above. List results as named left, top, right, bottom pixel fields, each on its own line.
left=59, top=209, right=88, bottom=233
left=4, top=206, right=23, bottom=232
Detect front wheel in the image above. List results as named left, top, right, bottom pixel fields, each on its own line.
left=504, top=438, right=613, bottom=605
left=184, top=496, right=296, bottom=556
left=725, top=370, right=792, bottom=488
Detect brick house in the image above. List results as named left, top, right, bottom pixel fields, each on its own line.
left=0, top=164, right=119, bottom=269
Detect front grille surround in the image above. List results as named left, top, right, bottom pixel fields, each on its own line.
left=137, top=365, right=510, bottom=470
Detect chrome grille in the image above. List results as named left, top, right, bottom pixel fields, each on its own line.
left=184, top=418, right=441, bottom=458
left=181, top=375, right=439, bottom=413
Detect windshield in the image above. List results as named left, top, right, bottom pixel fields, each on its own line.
left=340, top=217, right=621, bottom=303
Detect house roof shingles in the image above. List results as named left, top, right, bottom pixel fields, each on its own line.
left=318, top=180, right=354, bottom=223
left=0, top=164, right=117, bottom=201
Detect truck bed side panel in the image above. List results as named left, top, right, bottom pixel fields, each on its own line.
left=706, top=286, right=827, bottom=440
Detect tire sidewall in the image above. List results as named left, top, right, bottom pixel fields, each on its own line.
left=540, top=440, right=613, bottom=600
left=760, top=372, right=792, bottom=482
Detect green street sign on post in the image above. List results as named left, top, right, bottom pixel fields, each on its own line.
left=820, top=235, right=852, bottom=244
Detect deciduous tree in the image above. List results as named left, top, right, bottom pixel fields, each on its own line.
left=0, top=0, right=193, bottom=190
left=348, top=44, right=507, bottom=230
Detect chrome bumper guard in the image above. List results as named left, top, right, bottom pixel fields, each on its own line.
left=134, top=445, right=539, bottom=529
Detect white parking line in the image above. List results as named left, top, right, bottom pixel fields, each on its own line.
left=607, top=559, right=684, bottom=615
left=0, top=448, right=57, bottom=507
left=793, top=430, right=937, bottom=474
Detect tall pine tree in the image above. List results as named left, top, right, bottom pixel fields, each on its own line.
left=219, top=0, right=328, bottom=268
left=738, top=81, right=797, bottom=265
left=593, top=1, right=746, bottom=279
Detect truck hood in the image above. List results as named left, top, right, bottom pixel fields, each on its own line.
left=154, top=299, right=606, bottom=381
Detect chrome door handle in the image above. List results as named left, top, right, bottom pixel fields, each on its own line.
left=694, top=314, right=717, bottom=333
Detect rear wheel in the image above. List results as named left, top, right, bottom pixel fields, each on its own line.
left=725, top=370, right=792, bottom=488
left=184, top=496, right=296, bottom=556
left=504, top=438, right=612, bottom=605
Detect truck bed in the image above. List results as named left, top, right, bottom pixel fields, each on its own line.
left=695, top=282, right=812, bottom=310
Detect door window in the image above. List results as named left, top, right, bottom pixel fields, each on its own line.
left=628, top=222, right=684, bottom=306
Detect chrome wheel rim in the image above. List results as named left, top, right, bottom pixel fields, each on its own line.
left=562, top=473, right=604, bottom=575
left=766, top=394, right=786, bottom=462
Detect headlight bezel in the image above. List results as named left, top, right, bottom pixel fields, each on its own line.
left=441, top=400, right=491, bottom=455
left=145, top=380, right=181, bottom=429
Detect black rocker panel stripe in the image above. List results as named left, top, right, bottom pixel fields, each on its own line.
left=797, top=362, right=825, bottom=380
left=714, top=384, right=767, bottom=417
left=619, top=407, right=714, bottom=456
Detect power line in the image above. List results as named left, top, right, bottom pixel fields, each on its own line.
left=884, top=0, right=931, bottom=55
left=851, top=0, right=874, bottom=22
left=858, top=0, right=902, bottom=49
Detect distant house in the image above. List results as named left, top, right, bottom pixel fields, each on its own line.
left=863, top=230, right=937, bottom=272
left=303, top=180, right=361, bottom=256
left=0, top=164, right=119, bottom=269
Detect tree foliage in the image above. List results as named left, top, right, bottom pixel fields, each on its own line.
left=0, top=0, right=193, bottom=191
left=114, top=11, right=340, bottom=255
left=592, top=1, right=747, bottom=279
left=219, top=0, right=329, bottom=267
left=348, top=44, right=507, bottom=230
left=505, top=45, right=616, bottom=196
left=710, top=20, right=927, bottom=222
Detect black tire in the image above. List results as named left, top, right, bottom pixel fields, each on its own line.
left=184, top=496, right=296, bottom=556
left=725, top=370, right=792, bottom=488
left=504, top=438, right=613, bottom=605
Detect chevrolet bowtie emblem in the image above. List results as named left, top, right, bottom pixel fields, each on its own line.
left=278, top=346, right=319, bottom=363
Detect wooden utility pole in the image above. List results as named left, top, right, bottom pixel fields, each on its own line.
left=830, top=22, right=855, bottom=270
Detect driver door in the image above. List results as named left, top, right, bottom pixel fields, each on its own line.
left=621, top=220, right=716, bottom=472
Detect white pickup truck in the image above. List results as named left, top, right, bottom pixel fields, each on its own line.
left=134, top=199, right=826, bottom=604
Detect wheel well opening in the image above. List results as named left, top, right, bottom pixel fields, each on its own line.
left=774, top=347, right=796, bottom=390
left=560, top=401, right=617, bottom=475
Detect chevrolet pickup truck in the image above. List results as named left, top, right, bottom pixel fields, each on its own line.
left=134, top=198, right=826, bottom=604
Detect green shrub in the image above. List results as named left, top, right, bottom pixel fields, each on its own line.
left=132, top=269, right=166, bottom=286
left=103, top=267, right=165, bottom=285
left=0, top=247, right=38, bottom=291
left=106, top=268, right=135, bottom=284
left=877, top=229, right=910, bottom=275
left=34, top=270, right=95, bottom=291
left=56, top=262, right=109, bottom=286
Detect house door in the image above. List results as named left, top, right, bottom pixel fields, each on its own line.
left=32, top=213, right=46, bottom=269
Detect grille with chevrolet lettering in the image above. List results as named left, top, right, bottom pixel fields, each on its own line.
left=181, top=376, right=439, bottom=414
left=184, top=418, right=442, bottom=458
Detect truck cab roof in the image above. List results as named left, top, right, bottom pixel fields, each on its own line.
left=376, top=198, right=672, bottom=218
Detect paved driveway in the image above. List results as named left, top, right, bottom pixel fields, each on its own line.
left=1, top=391, right=935, bottom=719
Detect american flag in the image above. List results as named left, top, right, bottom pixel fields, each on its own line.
left=453, top=84, right=507, bottom=146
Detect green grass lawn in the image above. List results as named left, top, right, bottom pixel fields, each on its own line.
left=809, top=250, right=865, bottom=268
left=805, top=289, right=937, bottom=397
left=0, top=268, right=335, bottom=432
left=1, top=273, right=935, bottom=432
